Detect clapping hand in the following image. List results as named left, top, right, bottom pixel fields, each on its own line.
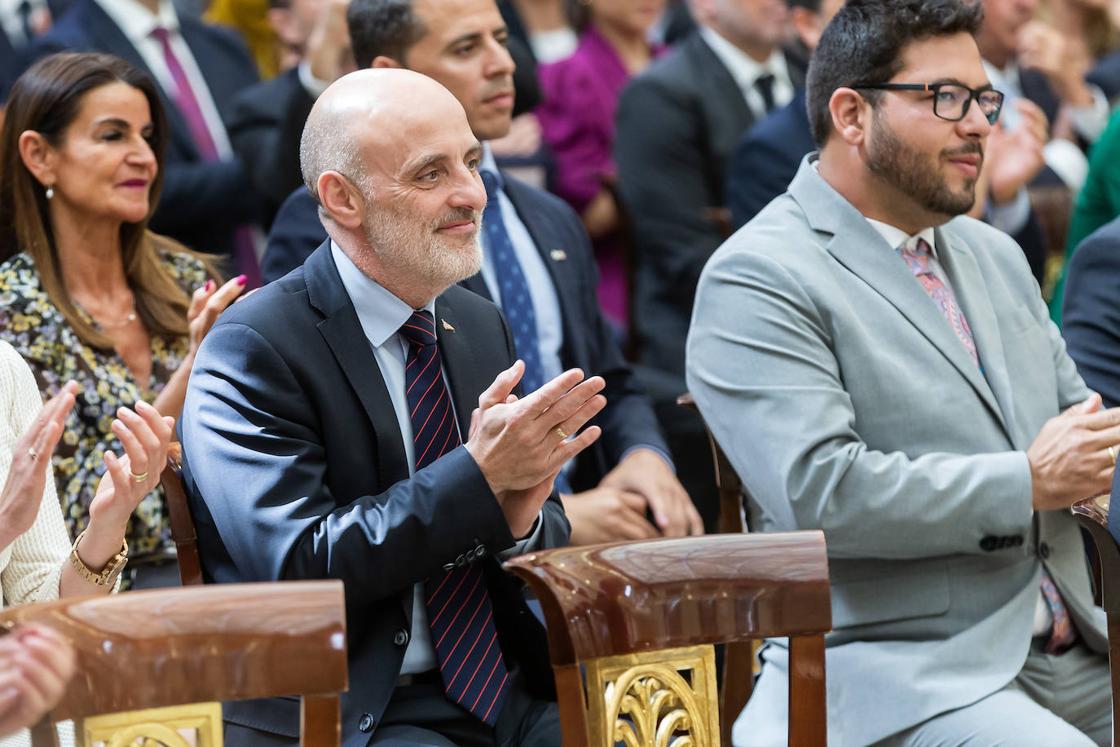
left=84, top=401, right=174, bottom=548
left=0, top=624, right=75, bottom=738
left=0, top=382, right=78, bottom=552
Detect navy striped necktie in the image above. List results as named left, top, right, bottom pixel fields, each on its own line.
left=398, top=310, right=510, bottom=724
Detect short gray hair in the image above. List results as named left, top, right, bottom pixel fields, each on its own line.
left=298, top=113, right=370, bottom=205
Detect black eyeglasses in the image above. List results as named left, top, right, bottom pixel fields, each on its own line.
left=852, top=83, right=1005, bottom=125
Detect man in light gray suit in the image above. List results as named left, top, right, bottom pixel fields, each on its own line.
left=687, top=1, right=1120, bottom=744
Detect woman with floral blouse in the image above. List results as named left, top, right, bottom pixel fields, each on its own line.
left=0, top=53, right=245, bottom=588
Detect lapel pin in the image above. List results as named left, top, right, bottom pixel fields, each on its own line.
left=441, top=319, right=455, bottom=332
left=549, top=249, right=568, bottom=262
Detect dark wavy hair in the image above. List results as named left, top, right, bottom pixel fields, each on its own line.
left=0, top=52, right=217, bottom=349
left=806, top=0, right=984, bottom=146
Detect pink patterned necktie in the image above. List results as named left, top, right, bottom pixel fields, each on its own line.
left=898, top=238, right=978, bottom=366
left=899, top=237, right=1076, bottom=654
left=150, top=27, right=261, bottom=287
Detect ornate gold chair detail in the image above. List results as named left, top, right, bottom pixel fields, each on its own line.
left=504, top=532, right=831, bottom=746
left=1071, top=493, right=1118, bottom=747
left=0, top=580, right=348, bottom=747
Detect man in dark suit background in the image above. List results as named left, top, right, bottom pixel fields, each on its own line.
left=724, top=0, right=838, bottom=229
left=613, top=0, right=805, bottom=527
left=262, top=0, right=702, bottom=545
left=1061, top=217, right=1120, bottom=409
left=25, top=0, right=263, bottom=275
left=226, top=0, right=353, bottom=226
left=180, top=67, right=604, bottom=745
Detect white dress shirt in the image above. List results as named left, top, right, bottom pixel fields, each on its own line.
left=864, top=218, right=1053, bottom=637
left=697, top=25, right=794, bottom=119
left=0, top=0, right=47, bottom=48
left=94, top=0, right=233, bottom=159
left=330, top=242, right=542, bottom=675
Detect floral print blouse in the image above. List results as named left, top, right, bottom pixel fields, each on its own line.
left=0, top=251, right=208, bottom=566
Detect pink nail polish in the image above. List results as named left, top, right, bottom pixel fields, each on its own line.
left=236, top=275, right=248, bottom=286
left=204, top=279, right=214, bottom=292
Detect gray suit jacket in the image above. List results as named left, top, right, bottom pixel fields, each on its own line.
left=686, top=156, right=1106, bottom=746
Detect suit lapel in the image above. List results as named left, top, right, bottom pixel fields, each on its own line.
left=303, top=244, right=410, bottom=484
left=788, top=159, right=1008, bottom=433
left=686, top=33, right=752, bottom=129
left=935, top=228, right=1016, bottom=442
left=434, top=292, right=483, bottom=435
left=496, top=177, right=578, bottom=363
left=459, top=271, right=492, bottom=302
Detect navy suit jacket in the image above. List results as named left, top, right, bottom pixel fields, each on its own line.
left=1062, top=216, right=1120, bottom=409
left=0, top=30, right=15, bottom=103
left=263, top=180, right=667, bottom=490
left=726, top=89, right=815, bottom=230
left=725, top=89, right=1049, bottom=283
left=26, top=0, right=261, bottom=256
left=179, top=243, right=566, bottom=744
left=227, top=67, right=312, bottom=227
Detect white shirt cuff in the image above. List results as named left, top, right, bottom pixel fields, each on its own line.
left=1069, top=84, right=1110, bottom=143
left=297, top=59, right=331, bottom=100
left=986, top=188, right=1031, bottom=236
left=498, top=510, right=544, bottom=559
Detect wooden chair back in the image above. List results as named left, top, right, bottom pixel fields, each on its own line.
left=0, top=581, right=348, bottom=747
left=160, top=442, right=203, bottom=586
left=1071, top=494, right=1119, bottom=747
left=505, top=532, right=831, bottom=747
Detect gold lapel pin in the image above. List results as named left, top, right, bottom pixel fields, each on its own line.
left=549, top=249, right=568, bottom=261
left=441, top=319, right=455, bottom=332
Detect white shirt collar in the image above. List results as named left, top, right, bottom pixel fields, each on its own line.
left=865, top=218, right=938, bottom=257
left=330, top=240, right=435, bottom=348
left=95, top=0, right=178, bottom=44
left=479, top=141, right=498, bottom=179
left=697, top=25, right=789, bottom=92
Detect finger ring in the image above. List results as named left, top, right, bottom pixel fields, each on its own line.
left=1109, top=445, right=1117, bottom=464
left=27, top=447, right=38, bottom=461
left=129, top=470, right=149, bottom=483
left=554, top=426, right=568, bottom=440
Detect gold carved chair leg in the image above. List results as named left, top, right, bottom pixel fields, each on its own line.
left=506, top=532, right=831, bottom=747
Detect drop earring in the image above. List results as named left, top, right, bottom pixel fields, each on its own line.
left=44, top=185, right=54, bottom=200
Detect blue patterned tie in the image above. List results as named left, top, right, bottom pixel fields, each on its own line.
left=480, top=170, right=544, bottom=394
left=399, top=311, right=510, bottom=725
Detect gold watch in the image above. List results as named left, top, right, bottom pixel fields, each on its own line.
left=69, top=530, right=128, bottom=587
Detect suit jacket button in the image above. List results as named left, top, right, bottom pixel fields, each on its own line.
left=1039, top=542, right=1051, bottom=559
left=393, top=629, right=410, bottom=647
left=979, top=536, right=997, bottom=552
left=1013, top=535, right=1024, bottom=547
left=443, top=562, right=455, bottom=572
left=475, top=545, right=486, bottom=558
left=358, top=714, right=375, bottom=733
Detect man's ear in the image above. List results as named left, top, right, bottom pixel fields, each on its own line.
left=829, top=87, right=870, bottom=146
left=317, top=171, right=365, bottom=229
left=371, top=56, right=404, bottom=70
left=18, top=130, right=57, bottom=188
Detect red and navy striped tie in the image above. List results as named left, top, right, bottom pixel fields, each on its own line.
left=399, top=310, right=510, bottom=725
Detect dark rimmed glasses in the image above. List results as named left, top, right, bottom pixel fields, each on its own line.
left=852, top=83, right=1005, bottom=125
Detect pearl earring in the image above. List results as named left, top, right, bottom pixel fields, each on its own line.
left=45, top=185, right=54, bottom=200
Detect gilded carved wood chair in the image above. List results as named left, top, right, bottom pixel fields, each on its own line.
left=0, top=580, right=348, bottom=747
left=504, top=532, right=831, bottom=746
left=1071, top=493, right=1119, bottom=747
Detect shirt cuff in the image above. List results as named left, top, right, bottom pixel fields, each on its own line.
left=1068, top=84, right=1110, bottom=143
left=985, top=187, right=1031, bottom=236
left=297, top=59, right=331, bottom=100
left=498, top=510, right=543, bottom=558
left=620, top=445, right=677, bottom=474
